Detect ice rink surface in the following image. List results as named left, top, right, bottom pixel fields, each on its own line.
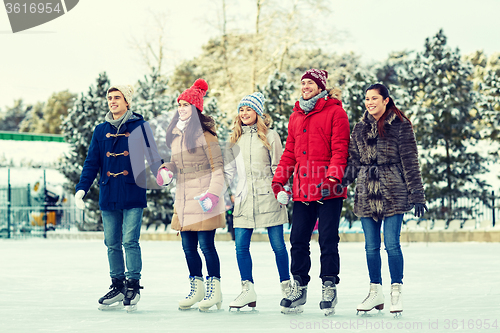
left=1, top=238, right=499, bottom=333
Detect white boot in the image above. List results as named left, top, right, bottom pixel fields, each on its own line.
left=178, top=276, right=204, bottom=310
left=229, top=280, right=257, bottom=309
left=280, top=280, right=293, bottom=299
left=199, top=277, right=222, bottom=311
left=357, top=283, right=384, bottom=313
left=390, top=283, right=403, bottom=314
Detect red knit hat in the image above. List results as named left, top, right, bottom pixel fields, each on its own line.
left=301, top=69, right=328, bottom=91
left=177, top=79, right=209, bottom=112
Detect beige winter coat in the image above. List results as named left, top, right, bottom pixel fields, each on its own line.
left=163, top=126, right=226, bottom=231
left=225, top=125, right=288, bottom=228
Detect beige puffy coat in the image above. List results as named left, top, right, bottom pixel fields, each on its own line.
left=225, top=125, right=288, bottom=228
left=164, top=126, right=226, bottom=231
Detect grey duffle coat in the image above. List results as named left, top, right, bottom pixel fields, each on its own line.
left=225, top=124, right=288, bottom=228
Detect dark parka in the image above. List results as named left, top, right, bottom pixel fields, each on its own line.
left=342, top=110, right=426, bottom=220
left=76, top=113, right=162, bottom=211
left=273, top=90, right=350, bottom=201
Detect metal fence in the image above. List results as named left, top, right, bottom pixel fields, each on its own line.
left=0, top=206, right=82, bottom=239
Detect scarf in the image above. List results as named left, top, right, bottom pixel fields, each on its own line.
left=105, top=109, right=133, bottom=133
left=299, top=90, right=328, bottom=114
left=176, top=117, right=191, bottom=132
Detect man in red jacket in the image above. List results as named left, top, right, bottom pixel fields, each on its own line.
left=272, top=69, right=350, bottom=314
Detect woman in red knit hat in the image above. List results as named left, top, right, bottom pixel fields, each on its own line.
left=157, top=79, right=226, bottom=312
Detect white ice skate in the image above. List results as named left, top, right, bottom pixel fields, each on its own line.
left=281, top=280, right=293, bottom=299
left=319, top=280, right=337, bottom=316
left=199, top=277, right=223, bottom=312
left=390, top=283, right=403, bottom=318
left=179, top=276, right=205, bottom=311
left=357, top=283, right=384, bottom=315
left=229, top=280, right=257, bottom=313
left=280, top=276, right=307, bottom=314
left=98, top=278, right=125, bottom=311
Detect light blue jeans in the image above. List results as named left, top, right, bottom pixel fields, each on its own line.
left=102, top=208, right=143, bottom=280
left=235, top=225, right=290, bottom=283
left=360, top=214, right=404, bottom=285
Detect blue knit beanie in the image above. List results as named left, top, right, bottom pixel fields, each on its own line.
left=237, top=92, right=265, bottom=117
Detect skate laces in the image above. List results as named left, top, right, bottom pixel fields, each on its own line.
left=281, top=281, right=292, bottom=296
left=186, top=279, right=198, bottom=298
left=234, top=282, right=250, bottom=301
left=322, top=283, right=336, bottom=301
left=362, top=284, right=379, bottom=304
left=204, top=280, right=214, bottom=300
left=288, top=281, right=304, bottom=301
left=391, top=285, right=401, bottom=305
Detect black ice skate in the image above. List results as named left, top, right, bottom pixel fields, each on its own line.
left=123, top=279, right=143, bottom=313
left=98, top=278, right=126, bottom=311
left=280, top=276, right=307, bottom=314
left=319, top=280, right=337, bottom=316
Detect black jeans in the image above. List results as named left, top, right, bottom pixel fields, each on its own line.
left=290, top=198, right=343, bottom=285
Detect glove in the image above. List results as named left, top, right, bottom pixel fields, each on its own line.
left=74, top=190, right=85, bottom=210
left=318, top=177, right=340, bottom=198
left=272, top=182, right=291, bottom=205
left=156, top=167, right=173, bottom=186
left=194, top=191, right=219, bottom=213
left=414, top=203, right=428, bottom=217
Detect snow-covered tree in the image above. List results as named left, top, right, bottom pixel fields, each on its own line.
left=399, top=30, right=491, bottom=220
left=342, top=66, right=377, bottom=130
left=59, top=72, right=110, bottom=230
left=134, top=68, right=178, bottom=228
left=257, top=70, right=295, bottom=146
left=0, top=99, right=29, bottom=131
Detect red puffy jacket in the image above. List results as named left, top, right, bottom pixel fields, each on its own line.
left=273, top=94, right=350, bottom=201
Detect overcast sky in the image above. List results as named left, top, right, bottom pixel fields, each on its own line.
left=1, top=0, right=500, bottom=109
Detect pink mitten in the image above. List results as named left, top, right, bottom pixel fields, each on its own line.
left=194, top=192, right=219, bottom=213
left=156, top=167, right=173, bottom=186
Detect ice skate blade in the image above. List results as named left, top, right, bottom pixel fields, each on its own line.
left=281, top=305, right=304, bottom=314
left=357, top=309, right=383, bottom=316
left=229, top=307, right=258, bottom=314
left=98, top=302, right=124, bottom=311
left=199, top=303, right=224, bottom=313
left=323, top=308, right=335, bottom=316
left=199, top=307, right=224, bottom=313
left=178, top=306, right=199, bottom=311
left=391, top=311, right=402, bottom=319
left=125, top=305, right=137, bottom=313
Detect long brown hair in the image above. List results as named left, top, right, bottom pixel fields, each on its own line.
left=165, top=106, right=217, bottom=154
left=366, top=83, right=411, bottom=137
left=229, top=113, right=272, bottom=150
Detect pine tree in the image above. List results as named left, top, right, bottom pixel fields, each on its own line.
left=0, top=99, right=29, bottom=131
left=257, top=70, right=295, bottom=146
left=59, top=72, right=110, bottom=230
left=399, top=30, right=490, bottom=220
left=342, top=66, right=377, bottom=130
left=134, top=68, right=178, bottom=228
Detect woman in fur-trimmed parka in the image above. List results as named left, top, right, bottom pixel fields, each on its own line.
left=342, top=83, right=427, bottom=316
left=224, top=92, right=290, bottom=311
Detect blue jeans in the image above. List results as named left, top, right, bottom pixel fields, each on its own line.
left=102, top=208, right=143, bottom=280
left=361, top=214, right=404, bottom=284
left=234, top=225, right=290, bottom=283
left=181, top=230, right=220, bottom=278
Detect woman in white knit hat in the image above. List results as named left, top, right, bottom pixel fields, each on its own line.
left=224, top=92, right=291, bottom=312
